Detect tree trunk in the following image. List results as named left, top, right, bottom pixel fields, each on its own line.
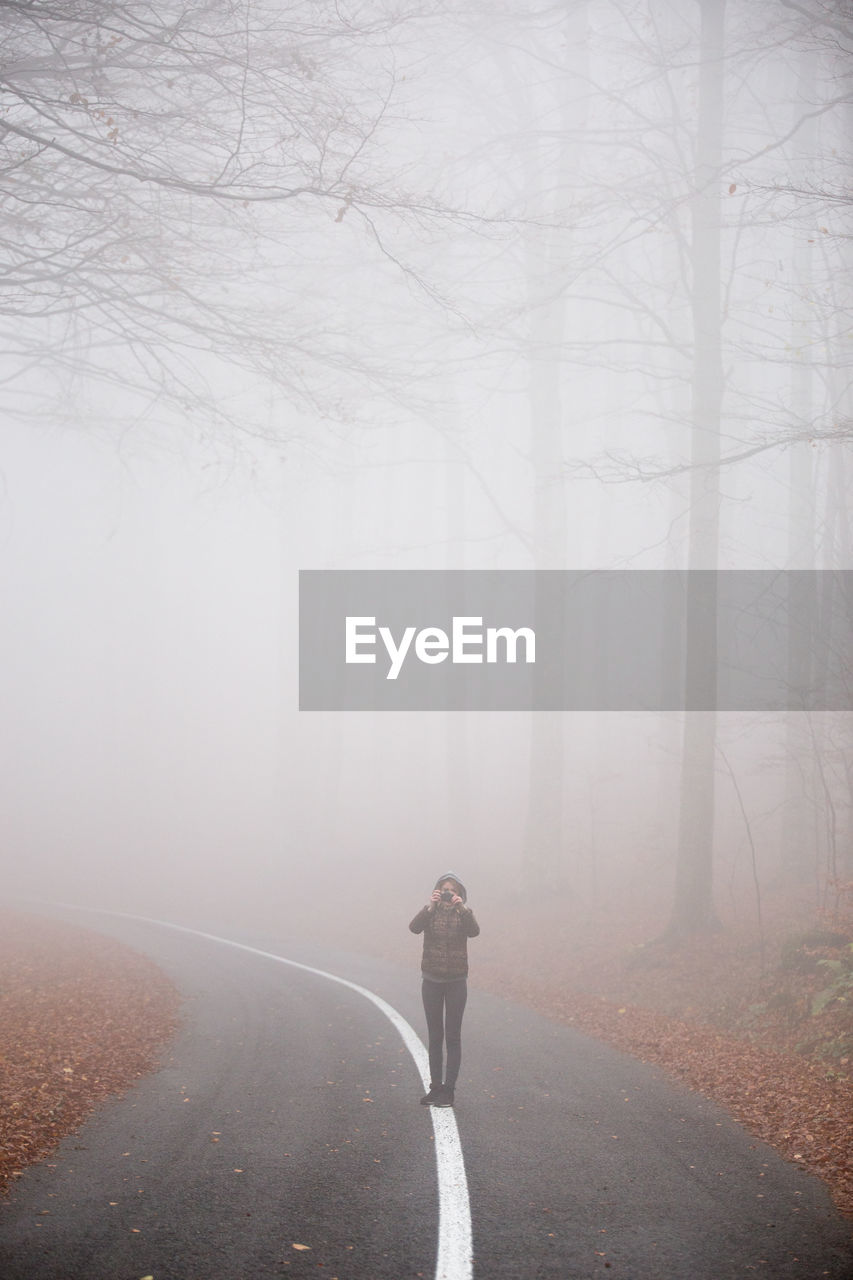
left=521, top=3, right=589, bottom=891
left=444, top=418, right=470, bottom=853
left=783, top=46, right=819, bottom=880
left=667, top=0, right=726, bottom=937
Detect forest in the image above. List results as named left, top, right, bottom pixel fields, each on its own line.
left=0, top=0, right=851, bottom=1211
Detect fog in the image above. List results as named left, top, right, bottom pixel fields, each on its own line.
left=0, top=0, right=850, bottom=947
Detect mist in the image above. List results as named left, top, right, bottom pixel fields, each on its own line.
left=0, top=0, right=850, bottom=951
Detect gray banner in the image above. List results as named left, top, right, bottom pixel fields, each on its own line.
left=298, top=570, right=852, bottom=711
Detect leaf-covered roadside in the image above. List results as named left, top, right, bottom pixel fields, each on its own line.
left=481, top=968, right=853, bottom=1217
left=472, top=898, right=853, bottom=1221
left=0, top=910, right=180, bottom=1194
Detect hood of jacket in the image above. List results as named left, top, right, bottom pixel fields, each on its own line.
left=434, top=871, right=467, bottom=902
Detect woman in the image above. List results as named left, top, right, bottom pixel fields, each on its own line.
left=409, top=872, right=480, bottom=1108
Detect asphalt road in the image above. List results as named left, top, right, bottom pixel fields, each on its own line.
left=1, top=909, right=851, bottom=1280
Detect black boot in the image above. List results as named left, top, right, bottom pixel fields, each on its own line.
left=420, top=1082, right=442, bottom=1105
left=432, top=1084, right=455, bottom=1107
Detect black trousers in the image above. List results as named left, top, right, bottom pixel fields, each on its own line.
left=421, top=977, right=468, bottom=1088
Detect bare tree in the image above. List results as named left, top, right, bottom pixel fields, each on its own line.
left=0, top=0, right=485, bottom=434
left=539, top=0, right=851, bottom=931
left=665, top=0, right=726, bottom=936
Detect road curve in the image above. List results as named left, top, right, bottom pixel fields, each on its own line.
left=106, top=913, right=473, bottom=1280
left=1, top=908, right=851, bottom=1280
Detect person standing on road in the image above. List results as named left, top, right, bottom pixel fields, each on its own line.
left=409, top=872, right=480, bottom=1109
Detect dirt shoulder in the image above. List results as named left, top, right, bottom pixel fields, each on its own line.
left=0, top=909, right=180, bottom=1195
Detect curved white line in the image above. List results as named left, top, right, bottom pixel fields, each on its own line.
left=49, top=906, right=473, bottom=1280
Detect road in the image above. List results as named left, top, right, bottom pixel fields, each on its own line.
left=1, top=909, right=851, bottom=1279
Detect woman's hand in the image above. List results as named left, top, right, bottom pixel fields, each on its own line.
left=429, top=889, right=441, bottom=908
left=450, top=894, right=463, bottom=906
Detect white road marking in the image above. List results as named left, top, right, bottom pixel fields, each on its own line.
left=49, top=906, right=474, bottom=1280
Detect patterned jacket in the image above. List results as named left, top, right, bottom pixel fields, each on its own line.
left=409, top=901, right=480, bottom=980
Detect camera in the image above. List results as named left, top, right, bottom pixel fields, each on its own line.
left=440, top=889, right=454, bottom=902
